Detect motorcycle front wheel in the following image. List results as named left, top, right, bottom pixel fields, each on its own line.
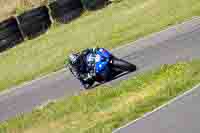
left=81, top=78, right=95, bottom=89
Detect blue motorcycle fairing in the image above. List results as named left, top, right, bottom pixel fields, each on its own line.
left=95, top=61, right=109, bottom=74
left=95, top=48, right=112, bottom=74
left=86, top=48, right=112, bottom=74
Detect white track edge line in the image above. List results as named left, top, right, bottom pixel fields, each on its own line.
left=112, top=82, right=200, bottom=133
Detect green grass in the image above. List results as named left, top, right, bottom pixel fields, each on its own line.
left=1, top=60, right=200, bottom=133
left=1, top=0, right=200, bottom=92
left=0, top=0, right=48, bottom=21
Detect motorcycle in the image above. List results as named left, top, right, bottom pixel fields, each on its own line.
left=69, top=48, right=136, bottom=89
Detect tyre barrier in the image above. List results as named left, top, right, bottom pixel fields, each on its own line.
left=49, top=0, right=83, bottom=23
left=17, top=6, right=52, bottom=39
left=0, top=0, right=111, bottom=53
left=0, top=17, right=24, bottom=52
left=81, top=0, right=110, bottom=10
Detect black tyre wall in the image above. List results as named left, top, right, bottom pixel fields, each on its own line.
left=81, top=0, right=110, bottom=10
left=0, top=17, right=24, bottom=52
left=49, top=0, right=83, bottom=23
left=17, top=6, right=52, bottom=39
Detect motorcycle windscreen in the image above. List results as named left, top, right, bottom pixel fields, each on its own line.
left=96, top=48, right=111, bottom=59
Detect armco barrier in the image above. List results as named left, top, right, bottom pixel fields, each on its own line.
left=17, top=6, right=52, bottom=39
left=49, top=0, right=83, bottom=23
left=0, top=17, right=24, bottom=52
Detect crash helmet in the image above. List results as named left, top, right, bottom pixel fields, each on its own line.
left=68, top=53, right=80, bottom=65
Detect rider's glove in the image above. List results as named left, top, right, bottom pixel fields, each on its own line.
left=87, top=73, right=93, bottom=79
left=81, top=73, right=93, bottom=81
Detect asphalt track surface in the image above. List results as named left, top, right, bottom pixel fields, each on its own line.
left=1, top=17, right=200, bottom=123
left=114, top=85, right=200, bottom=133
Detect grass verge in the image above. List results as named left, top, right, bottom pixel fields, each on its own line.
left=1, top=0, right=200, bottom=92
left=1, top=60, right=200, bottom=133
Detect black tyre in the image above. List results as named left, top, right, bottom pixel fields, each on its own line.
left=81, top=0, right=110, bottom=10
left=49, top=0, right=83, bottom=23
left=0, top=17, right=24, bottom=52
left=17, top=6, right=52, bottom=39
left=112, top=57, right=136, bottom=72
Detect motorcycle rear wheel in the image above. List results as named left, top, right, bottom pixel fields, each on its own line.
left=111, top=57, right=136, bottom=72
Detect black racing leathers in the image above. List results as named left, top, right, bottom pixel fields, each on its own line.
left=69, top=48, right=97, bottom=86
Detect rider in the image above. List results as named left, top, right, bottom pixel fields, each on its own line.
left=66, top=48, right=99, bottom=89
